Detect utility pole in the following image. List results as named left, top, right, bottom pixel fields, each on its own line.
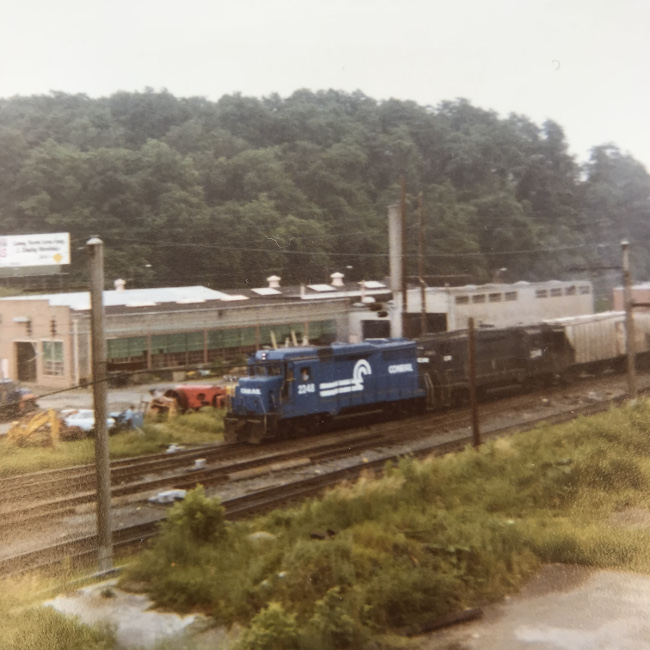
left=468, top=317, right=481, bottom=447
left=387, top=204, right=402, bottom=337
left=622, top=240, right=637, bottom=397
left=418, top=192, right=427, bottom=336
left=400, top=176, right=408, bottom=338
left=87, top=236, right=113, bottom=572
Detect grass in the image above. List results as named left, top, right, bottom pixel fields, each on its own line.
left=0, top=574, right=116, bottom=650
left=0, top=408, right=225, bottom=477
left=119, top=398, right=650, bottom=649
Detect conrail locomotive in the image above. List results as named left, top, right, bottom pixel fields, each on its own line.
left=225, top=312, right=650, bottom=443
left=225, top=338, right=425, bottom=443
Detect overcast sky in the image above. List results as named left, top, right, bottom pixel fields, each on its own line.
left=1, top=0, right=648, bottom=169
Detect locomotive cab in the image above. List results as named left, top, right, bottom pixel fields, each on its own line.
left=225, top=359, right=285, bottom=443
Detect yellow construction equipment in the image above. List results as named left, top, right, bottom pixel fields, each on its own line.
left=7, top=409, right=62, bottom=447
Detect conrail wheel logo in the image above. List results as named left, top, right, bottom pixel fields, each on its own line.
left=319, top=359, right=371, bottom=397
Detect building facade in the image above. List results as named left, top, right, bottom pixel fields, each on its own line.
left=0, top=276, right=388, bottom=387
left=0, top=276, right=594, bottom=388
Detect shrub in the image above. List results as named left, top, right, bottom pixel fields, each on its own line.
left=235, top=602, right=300, bottom=650
left=306, top=587, right=363, bottom=648
left=164, top=485, right=227, bottom=543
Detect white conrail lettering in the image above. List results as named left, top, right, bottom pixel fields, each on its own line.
left=319, top=359, right=371, bottom=397
left=388, top=363, right=414, bottom=374
left=241, top=387, right=262, bottom=395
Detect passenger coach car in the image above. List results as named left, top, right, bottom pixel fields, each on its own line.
left=225, top=338, right=425, bottom=443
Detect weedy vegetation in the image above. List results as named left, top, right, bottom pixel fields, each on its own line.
left=120, top=399, right=650, bottom=649
left=0, top=408, right=225, bottom=477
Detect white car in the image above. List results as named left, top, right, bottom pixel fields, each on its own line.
left=61, top=409, right=116, bottom=433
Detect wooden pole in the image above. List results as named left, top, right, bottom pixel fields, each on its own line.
left=468, top=317, right=481, bottom=447
left=622, top=240, right=637, bottom=397
left=418, top=192, right=427, bottom=336
left=400, top=176, right=408, bottom=338
left=87, top=236, right=113, bottom=572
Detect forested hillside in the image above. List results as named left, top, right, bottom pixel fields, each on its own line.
left=0, top=88, right=648, bottom=290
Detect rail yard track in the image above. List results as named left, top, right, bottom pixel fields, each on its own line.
left=0, top=377, right=599, bottom=533
left=0, top=372, right=645, bottom=577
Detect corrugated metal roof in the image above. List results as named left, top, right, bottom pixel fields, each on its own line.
left=0, top=286, right=229, bottom=309
left=0, top=281, right=392, bottom=316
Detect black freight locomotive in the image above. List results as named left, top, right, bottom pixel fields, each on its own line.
left=417, top=323, right=573, bottom=407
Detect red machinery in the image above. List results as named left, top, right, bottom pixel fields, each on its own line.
left=163, top=384, right=228, bottom=412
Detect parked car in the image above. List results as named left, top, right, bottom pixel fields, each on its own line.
left=60, top=409, right=116, bottom=434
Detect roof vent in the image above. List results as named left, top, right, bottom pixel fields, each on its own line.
left=267, top=275, right=281, bottom=289
left=114, top=279, right=126, bottom=292
left=330, top=272, right=344, bottom=287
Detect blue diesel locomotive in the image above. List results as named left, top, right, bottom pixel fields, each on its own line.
left=224, top=338, right=426, bottom=443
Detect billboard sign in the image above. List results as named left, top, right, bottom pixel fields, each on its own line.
left=0, top=233, right=70, bottom=268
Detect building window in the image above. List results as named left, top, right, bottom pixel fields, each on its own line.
left=455, top=296, right=469, bottom=305
left=579, top=285, right=591, bottom=295
left=536, top=289, right=548, bottom=299
left=472, top=294, right=485, bottom=303
left=565, top=286, right=576, bottom=296
left=504, top=291, right=518, bottom=301
left=550, top=288, right=563, bottom=297
left=43, top=340, right=64, bottom=376
left=488, top=293, right=502, bottom=303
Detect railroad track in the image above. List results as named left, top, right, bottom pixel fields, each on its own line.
left=0, top=382, right=587, bottom=533
left=0, top=379, right=642, bottom=577
left=0, top=369, right=623, bottom=504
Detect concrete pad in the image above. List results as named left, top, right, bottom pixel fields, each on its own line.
left=419, top=565, right=650, bottom=649
left=45, top=580, right=206, bottom=649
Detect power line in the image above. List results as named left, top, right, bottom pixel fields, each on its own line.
left=103, top=236, right=619, bottom=259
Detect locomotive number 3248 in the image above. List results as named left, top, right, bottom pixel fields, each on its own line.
left=298, top=383, right=316, bottom=394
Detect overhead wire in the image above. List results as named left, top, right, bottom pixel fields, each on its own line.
left=100, top=235, right=620, bottom=259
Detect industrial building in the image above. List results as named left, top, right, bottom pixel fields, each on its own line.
left=0, top=274, right=389, bottom=387
left=350, top=279, right=594, bottom=339
left=0, top=274, right=593, bottom=388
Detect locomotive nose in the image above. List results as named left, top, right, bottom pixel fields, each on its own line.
left=234, top=377, right=282, bottom=414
